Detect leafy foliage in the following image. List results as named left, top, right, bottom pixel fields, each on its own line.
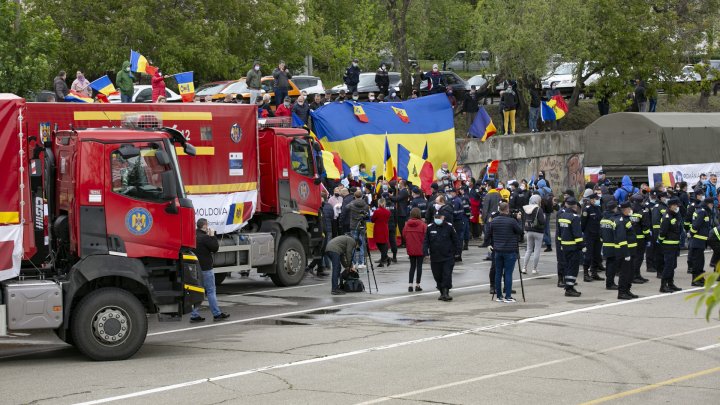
left=686, top=271, right=720, bottom=321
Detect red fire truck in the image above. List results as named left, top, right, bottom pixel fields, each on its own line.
left=0, top=94, right=205, bottom=360
left=21, top=102, right=325, bottom=287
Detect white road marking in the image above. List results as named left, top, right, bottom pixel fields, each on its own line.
left=78, top=288, right=702, bottom=405
left=147, top=275, right=548, bottom=337
left=355, top=323, right=720, bottom=405
left=695, top=342, right=720, bottom=351
left=223, top=283, right=325, bottom=298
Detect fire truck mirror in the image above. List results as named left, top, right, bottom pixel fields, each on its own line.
left=161, top=170, right=178, bottom=201
left=155, top=150, right=170, bottom=166
left=118, top=144, right=141, bottom=159
left=183, top=143, right=197, bottom=156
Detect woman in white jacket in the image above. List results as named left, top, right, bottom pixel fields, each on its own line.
left=522, top=194, right=546, bottom=274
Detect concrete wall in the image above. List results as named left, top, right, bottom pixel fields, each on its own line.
left=456, top=131, right=588, bottom=192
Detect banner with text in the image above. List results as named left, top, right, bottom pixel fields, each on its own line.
left=647, top=163, right=720, bottom=188
left=189, top=191, right=257, bottom=234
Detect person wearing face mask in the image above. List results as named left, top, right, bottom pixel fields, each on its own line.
left=423, top=212, right=461, bottom=301
left=687, top=197, right=716, bottom=286
left=644, top=190, right=659, bottom=272
left=651, top=191, right=669, bottom=279
left=116, top=61, right=134, bottom=103
left=351, top=91, right=360, bottom=102
left=597, top=170, right=612, bottom=188
left=246, top=60, right=263, bottom=104
left=601, top=200, right=621, bottom=291
left=275, top=96, right=293, bottom=117
left=616, top=201, right=639, bottom=299
left=368, top=92, right=377, bottom=102
left=387, top=91, right=401, bottom=102
left=71, top=70, right=92, bottom=98
left=487, top=202, right=524, bottom=302
left=581, top=189, right=604, bottom=282
left=558, top=197, right=585, bottom=297
left=497, top=181, right=510, bottom=201
left=409, top=186, right=428, bottom=221
left=292, top=95, right=310, bottom=125
left=659, top=198, right=683, bottom=292
left=272, top=60, right=293, bottom=106
left=375, top=63, right=390, bottom=96
left=462, top=85, right=480, bottom=135
left=336, top=89, right=347, bottom=103
left=630, top=193, right=651, bottom=284
left=423, top=64, right=445, bottom=94
left=151, top=69, right=170, bottom=103
left=344, top=58, right=361, bottom=94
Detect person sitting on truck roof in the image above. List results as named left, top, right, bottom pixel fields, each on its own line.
left=190, top=218, right=229, bottom=323
left=53, top=70, right=69, bottom=102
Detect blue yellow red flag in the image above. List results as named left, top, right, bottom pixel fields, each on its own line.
left=469, top=106, right=497, bottom=142
left=89, top=75, right=116, bottom=96
left=174, top=71, right=195, bottom=102
left=321, top=151, right=342, bottom=179
left=130, top=50, right=157, bottom=75
left=541, top=95, right=567, bottom=121
left=310, top=94, right=455, bottom=185
left=391, top=106, right=410, bottom=123
left=383, top=136, right=396, bottom=180
left=353, top=104, right=369, bottom=123
left=64, top=90, right=93, bottom=103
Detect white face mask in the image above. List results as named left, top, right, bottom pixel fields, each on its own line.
left=391, top=93, right=396, bottom=97
left=520, top=185, right=526, bottom=190
left=369, top=96, right=375, bottom=101
left=284, top=102, right=290, bottom=107
left=627, top=210, right=634, bottom=216
left=673, top=206, right=680, bottom=213
left=353, top=96, right=359, bottom=101
left=434, top=203, right=441, bottom=211
left=352, top=63, right=358, bottom=67
left=434, top=218, right=443, bottom=225
left=254, top=65, right=260, bottom=71
left=125, top=67, right=130, bottom=72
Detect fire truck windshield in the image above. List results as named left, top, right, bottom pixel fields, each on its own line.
left=111, top=147, right=168, bottom=201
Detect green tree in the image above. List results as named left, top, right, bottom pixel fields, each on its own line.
left=687, top=271, right=720, bottom=320
left=405, top=0, right=475, bottom=62
left=0, top=0, right=60, bottom=98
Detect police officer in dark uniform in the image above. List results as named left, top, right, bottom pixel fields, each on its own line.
left=630, top=193, right=651, bottom=284
left=644, top=191, right=659, bottom=272
left=459, top=186, right=472, bottom=250
left=449, top=187, right=466, bottom=260
left=558, top=197, right=584, bottom=297
left=617, top=201, right=639, bottom=299
left=555, top=199, right=570, bottom=288
left=708, top=223, right=720, bottom=269
left=581, top=189, right=604, bottom=282
left=601, top=200, right=620, bottom=290
left=389, top=180, right=410, bottom=247
left=659, top=198, right=683, bottom=293
left=409, top=187, right=428, bottom=222
left=651, top=191, right=669, bottom=278
left=381, top=186, right=399, bottom=264
left=684, top=189, right=703, bottom=233
left=688, top=197, right=715, bottom=286
left=423, top=211, right=461, bottom=301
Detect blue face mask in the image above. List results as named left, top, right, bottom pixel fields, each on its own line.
left=434, top=218, right=443, bottom=225
left=594, top=199, right=600, bottom=206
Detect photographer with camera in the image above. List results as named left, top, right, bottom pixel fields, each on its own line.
left=348, top=189, right=369, bottom=266
left=190, top=219, right=229, bottom=322
left=436, top=162, right=457, bottom=188
left=325, top=234, right=358, bottom=295
left=486, top=202, right=523, bottom=302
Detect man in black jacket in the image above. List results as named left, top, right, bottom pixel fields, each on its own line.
left=462, top=86, right=480, bottom=133
left=344, top=59, right=361, bottom=94
left=390, top=180, right=410, bottom=248
left=559, top=198, right=585, bottom=297
left=486, top=202, right=523, bottom=302
left=424, top=212, right=461, bottom=301
left=375, top=63, right=390, bottom=96
left=190, top=218, right=229, bottom=322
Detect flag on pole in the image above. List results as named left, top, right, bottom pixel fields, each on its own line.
left=130, top=50, right=158, bottom=75
left=174, top=71, right=195, bottom=102
left=469, top=106, right=497, bottom=141
left=321, top=151, right=343, bottom=179
left=488, top=160, right=500, bottom=174
left=383, top=136, right=395, bottom=181
left=89, top=75, right=116, bottom=96
left=541, top=95, right=568, bottom=121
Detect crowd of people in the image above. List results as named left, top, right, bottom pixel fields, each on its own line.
left=314, top=163, right=720, bottom=303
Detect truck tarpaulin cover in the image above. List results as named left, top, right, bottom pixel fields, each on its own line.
left=24, top=103, right=259, bottom=234
left=0, top=95, right=26, bottom=281
left=310, top=94, right=456, bottom=175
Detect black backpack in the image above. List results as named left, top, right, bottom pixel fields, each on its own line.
left=525, top=207, right=545, bottom=231
left=340, top=269, right=365, bottom=292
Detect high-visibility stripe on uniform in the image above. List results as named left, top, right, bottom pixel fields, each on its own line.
left=558, top=218, right=572, bottom=224
left=693, top=234, right=708, bottom=240
left=628, top=243, right=638, bottom=248
left=662, top=240, right=680, bottom=245
left=714, top=227, right=720, bottom=241
left=184, top=284, right=205, bottom=293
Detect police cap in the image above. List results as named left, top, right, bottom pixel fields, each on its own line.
left=606, top=200, right=618, bottom=211
left=619, top=201, right=632, bottom=209
left=703, top=197, right=715, bottom=205
left=565, top=197, right=578, bottom=206
left=667, top=197, right=680, bottom=207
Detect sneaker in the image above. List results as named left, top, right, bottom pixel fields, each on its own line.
left=520, top=268, right=527, bottom=274
left=190, top=316, right=205, bottom=323
left=408, top=286, right=414, bottom=292
left=415, top=286, right=423, bottom=292
left=531, top=269, right=538, bottom=274
left=331, top=289, right=346, bottom=295
left=544, top=247, right=552, bottom=252
left=565, top=288, right=582, bottom=297
left=495, top=297, right=504, bottom=302
left=504, top=297, right=517, bottom=303
left=213, top=313, right=230, bottom=321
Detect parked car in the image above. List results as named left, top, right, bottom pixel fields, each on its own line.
left=675, top=64, right=702, bottom=83
left=215, top=76, right=301, bottom=104
left=330, top=72, right=402, bottom=98
left=292, top=75, right=325, bottom=95
left=108, top=85, right=182, bottom=103
left=466, top=75, right=492, bottom=94
left=541, top=62, right=600, bottom=99
left=447, top=51, right=492, bottom=71
left=195, top=81, right=235, bottom=100
left=419, top=71, right=470, bottom=100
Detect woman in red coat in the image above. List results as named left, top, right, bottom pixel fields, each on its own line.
left=372, top=198, right=392, bottom=267
left=151, top=70, right=169, bottom=103
left=402, top=207, right=427, bottom=292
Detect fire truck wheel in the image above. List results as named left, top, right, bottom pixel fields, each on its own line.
left=270, top=237, right=306, bottom=287
left=214, top=272, right=227, bottom=286
left=71, top=287, right=148, bottom=361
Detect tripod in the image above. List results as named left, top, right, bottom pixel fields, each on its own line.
left=352, top=222, right=379, bottom=294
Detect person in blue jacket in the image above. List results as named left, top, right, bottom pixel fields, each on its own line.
left=614, top=175, right=639, bottom=203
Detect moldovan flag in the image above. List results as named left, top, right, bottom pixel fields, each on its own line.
left=391, top=106, right=410, bottom=123
left=397, top=144, right=434, bottom=192
left=469, top=106, right=497, bottom=141
left=64, top=90, right=93, bottom=103
left=383, top=136, right=396, bottom=180
left=310, top=94, right=455, bottom=185
left=89, top=75, right=116, bottom=96
left=322, top=151, right=343, bottom=179
left=353, top=104, right=369, bottom=123
left=130, top=50, right=158, bottom=75
left=226, top=202, right=253, bottom=225
left=174, top=71, right=195, bottom=102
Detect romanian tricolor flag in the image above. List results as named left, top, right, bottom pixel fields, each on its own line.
left=584, top=167, right=602, bottom=183
left=130, top=50, right=158, bottom=75
left=321, top=151, right=343, bottom=179
left=541, top=95, right=569, bottom=121
left=310, top=94, right=455, bottom=186
left=174, top=71, right=195, bottom=103
left=488, top=160, right=500, bottom=175
left=383, top=136, right=396, bottom=181
left=391, top=106, right=410, bottom=123
left=469, top=106, right=496, bottom=141
left=64, top=90, right=93, bottom=103
left=89, top=75, right=116, bottom=96
left=652, top=172, right=677, bottom=188
left=397, top=144, right=434, bottom=192
left=353, top=104, right=369, bottom=123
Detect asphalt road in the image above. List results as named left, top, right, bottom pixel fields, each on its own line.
left=2, top=242, right=719, bottom=405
